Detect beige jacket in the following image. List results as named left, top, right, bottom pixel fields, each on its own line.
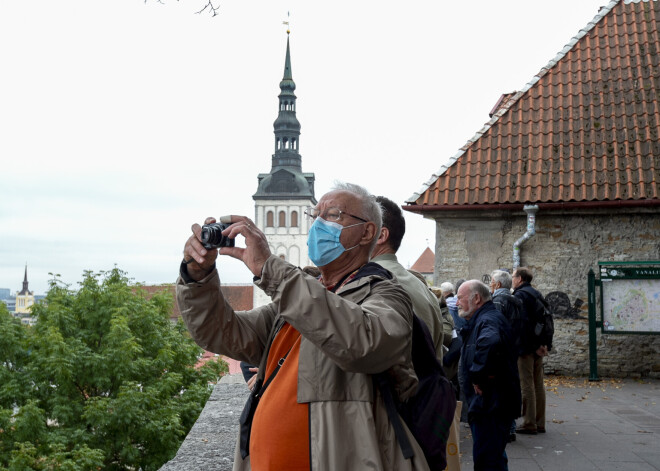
left=371, top=253, right=446, bottom=361
left=176, top=256, right=430, bottom=471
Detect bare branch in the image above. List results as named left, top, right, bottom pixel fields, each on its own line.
left=143, top=0, right=220, bottom=16
left=195, top=0, right=220, bottom=17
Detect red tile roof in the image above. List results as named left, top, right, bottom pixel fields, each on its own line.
left=138, top=283, right=254, bottom=320
left=406, top=0, right=660, bottom=211
left=195, top=350, right=220, bottom=369
left=220, top=285, right=254, bottom=311
left=410, top=247, right=435, bottom=274
left=138, top=284, right=181, bottom=320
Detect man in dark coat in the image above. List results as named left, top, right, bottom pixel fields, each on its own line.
left=512, top=266, right=549, bottom=435
left=457, top=280, right=521, bottom=471
left=490, top=269, right=523, bottom=442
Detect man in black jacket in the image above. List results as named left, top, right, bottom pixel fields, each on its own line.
left=512, top=266, right=548, bottom=435
left=458, top=280, right=521, bottom=470
left=490, top=269, right=523, bottom=442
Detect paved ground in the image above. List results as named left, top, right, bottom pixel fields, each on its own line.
left=458, top=376, right=660, bottom=471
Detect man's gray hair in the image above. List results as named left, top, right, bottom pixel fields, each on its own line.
left=490, top=270, right=512, bottom=290
left=331, top=181, right=382, bottom=252
left=440, top=282, right=455, bottom=296
left=465, top=279, right=492, bottom=303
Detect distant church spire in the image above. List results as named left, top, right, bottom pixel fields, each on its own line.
left=253, top=31, right=315, bottom=202
left=18, top=264, right=32, bottom=296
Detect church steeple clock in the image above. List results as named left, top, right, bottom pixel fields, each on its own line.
left=253, top=31, right=316, bottom=283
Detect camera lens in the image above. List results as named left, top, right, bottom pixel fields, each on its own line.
left=201, top=222, right=234, bottom=249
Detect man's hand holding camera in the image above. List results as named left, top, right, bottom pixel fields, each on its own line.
left=183, top=215, right=271, bottom=281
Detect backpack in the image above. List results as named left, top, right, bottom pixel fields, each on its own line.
left=492, top=292, right=523, bottom=354
left=492, top=292, right=522, bottom=327
left=535, top=296, right=554, bottom=349
left=374, top=314, right=457, bottom=471
left=521, top=286, right=554, bottom=349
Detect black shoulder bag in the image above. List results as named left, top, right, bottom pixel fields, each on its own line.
left=238, top=348, right=292, bottom=459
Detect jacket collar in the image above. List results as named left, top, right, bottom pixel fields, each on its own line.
left=460, top=300, right=496, bottom=337
left=329, top=262, right=393, bottom=293
left=370, top=253, right=398, bottom=264
left=514, top=281, right=532, bottom=292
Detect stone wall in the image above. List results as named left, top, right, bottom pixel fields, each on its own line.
left=431, top=207, right=660, bottom=378
left=545, top=318, right=660, bottom=378
left=160, top=374, right=248, bottom=471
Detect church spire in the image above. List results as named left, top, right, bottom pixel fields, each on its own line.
left=253, top=32, right=315, bottom=201
left=282, top=33, right=293, bottom=82
left=272, top=34, right=302, bottom=171
left=18, top=264, right=31, bottom=296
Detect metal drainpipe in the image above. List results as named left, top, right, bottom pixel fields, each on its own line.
left=513, top=204, right=539, bottom=269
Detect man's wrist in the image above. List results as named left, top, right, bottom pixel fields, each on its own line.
left=180, top=260, right=216, bottom=283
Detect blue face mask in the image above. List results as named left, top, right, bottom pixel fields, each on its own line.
left=307, top=217, right=364, bottom=267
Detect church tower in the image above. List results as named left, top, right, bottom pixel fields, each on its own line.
left=15, top=264, right=34, bottom=314
left=253, top=32, right=316, bottom=270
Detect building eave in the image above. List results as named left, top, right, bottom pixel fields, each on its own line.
left=403, top=198, right=660, bottom=215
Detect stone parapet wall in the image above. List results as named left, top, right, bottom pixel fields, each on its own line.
left=160, top=374, right=248, bottom=471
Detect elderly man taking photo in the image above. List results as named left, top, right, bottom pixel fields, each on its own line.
left=457, top=280, right=521, bottom=471
left=176, top=182, right=429, bottom=471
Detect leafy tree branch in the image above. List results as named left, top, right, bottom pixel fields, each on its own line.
left=0, top=268, right=228, bottom=470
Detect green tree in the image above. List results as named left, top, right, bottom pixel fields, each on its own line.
left=0, top=269, right=227, bottom=470
left=0, top=302, right=31, bottom=411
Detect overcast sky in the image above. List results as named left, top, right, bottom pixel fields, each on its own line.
left=0, top=0, right=609, bottom=295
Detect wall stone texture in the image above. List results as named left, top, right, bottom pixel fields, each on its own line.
left=546, top=318, right=660, bottom=378
left=432, top=207, right=660, bottom=378
left=160, top=374, right=248, bottom=471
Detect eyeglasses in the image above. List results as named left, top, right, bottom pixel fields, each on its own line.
left=304, top=206, right=368, bottom=223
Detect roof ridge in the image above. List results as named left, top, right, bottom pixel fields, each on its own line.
left=407, top=0, right=621, bottom=204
